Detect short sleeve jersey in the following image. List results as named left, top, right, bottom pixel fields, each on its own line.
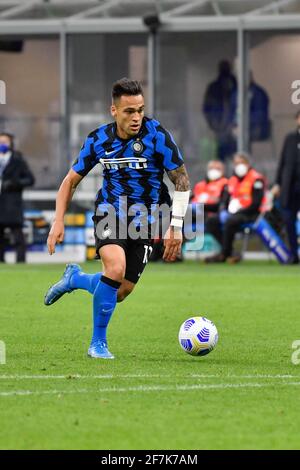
left=72, top=117, right=184, bottom=210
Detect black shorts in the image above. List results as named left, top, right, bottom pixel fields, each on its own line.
left=93, top=214, right=154, bottom=284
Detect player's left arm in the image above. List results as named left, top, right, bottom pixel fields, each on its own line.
left=164, top=164, right=191, bottom=262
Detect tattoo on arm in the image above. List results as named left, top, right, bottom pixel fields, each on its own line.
left=167, top=165, right=190, bottom=191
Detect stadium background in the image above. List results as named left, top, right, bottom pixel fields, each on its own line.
left=1, top=0, right=300, bottom=452
left=0, top=0, right=300, bottom=262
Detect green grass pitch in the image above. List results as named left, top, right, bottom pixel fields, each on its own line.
left=0, top=260, right=300, bottom=450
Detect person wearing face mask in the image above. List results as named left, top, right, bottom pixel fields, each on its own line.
left=271, top=110, right=300, bottom=264
left=0, top=132, right=35, bottom=263
left=192, top=160, right=228, bottom=218
left=205, top=152, right=265, bottom=263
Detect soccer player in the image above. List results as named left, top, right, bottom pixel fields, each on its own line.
left=44, top=78, right=190, bottom=359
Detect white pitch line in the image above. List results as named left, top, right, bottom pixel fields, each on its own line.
left=1, top=381, right=300, bottom=397
left=190, top=374, right=299, bottom=379
left=0, top=374, right=299, bottom=380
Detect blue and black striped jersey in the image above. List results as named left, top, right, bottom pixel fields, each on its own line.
left=72, top=117, right=183, bottom=210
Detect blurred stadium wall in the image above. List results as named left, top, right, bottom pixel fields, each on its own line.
left=0, top=0, right=299, bottom=262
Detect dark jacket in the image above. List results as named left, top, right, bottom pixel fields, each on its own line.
left=0, top=151, right=35, bottom=225
left=203, top=73, right=237, bottom=134
left=275, top=130, right=300, bottom=209
left=229, top=82, right=270, bottom=142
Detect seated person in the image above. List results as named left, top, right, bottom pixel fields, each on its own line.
left=205, top=152, right=265, bottom=263
left=192, top=160, right=228, bottom=219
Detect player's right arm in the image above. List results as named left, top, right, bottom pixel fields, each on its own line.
left=47, top=130, right=99, bottom=255
left=47, top=169, right=83, bottom=255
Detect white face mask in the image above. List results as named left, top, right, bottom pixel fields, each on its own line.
left=207, top=169, right=222, bottom=181
left=235, top=163, right=249, bottom=178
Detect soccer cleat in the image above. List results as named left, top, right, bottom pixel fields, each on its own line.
left=227, top=255, right=242, bottom=264
left=87, top=340, right=115, bottom=359
left=44, top=263, right=81, bottom=306
left=204, top=253, right=226, bottom=263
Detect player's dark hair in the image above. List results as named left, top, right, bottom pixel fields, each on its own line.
left=112, top=78, right=143, bottom=102
left=0, top=132, right=14, bottom=148
left=295, top=109, right=300, bottom=120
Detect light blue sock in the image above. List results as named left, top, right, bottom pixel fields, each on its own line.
left=70, top=271, right=102, bottom=294
left=92, top=275, right=121, bottom=344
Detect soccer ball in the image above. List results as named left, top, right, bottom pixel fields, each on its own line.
left=178, top=316, right=218, bottom=356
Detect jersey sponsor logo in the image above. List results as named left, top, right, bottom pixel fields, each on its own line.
left=99, top=156, right=148, bottom=170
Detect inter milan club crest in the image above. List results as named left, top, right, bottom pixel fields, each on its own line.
left=132, top=140, right=144, bottom=154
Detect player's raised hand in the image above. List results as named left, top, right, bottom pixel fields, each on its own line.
left=47, top=220, right=65, bottom=255
left=163, top=226, right=182, bottom=262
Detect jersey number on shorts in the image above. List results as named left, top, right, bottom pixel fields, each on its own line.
left=143, top=245, right=153, bottom=264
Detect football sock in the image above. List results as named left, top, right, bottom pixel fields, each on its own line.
left=70, top=271, right=102, bottom=295
left=92, top=275, right=121, bottom=343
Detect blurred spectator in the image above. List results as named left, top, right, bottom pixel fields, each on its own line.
left=203, top=60, right=237, bottom=161
left=230, top=72, right=270, bottom=146
left=0, top=132, right=35, bottom=263
left=271, top=111, right=300, bottom=264
left=205, top=152, right=265, bottom=263
left=248, top=73, right=270, bottom=142
left=192, top=160, right=228, bottom=218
